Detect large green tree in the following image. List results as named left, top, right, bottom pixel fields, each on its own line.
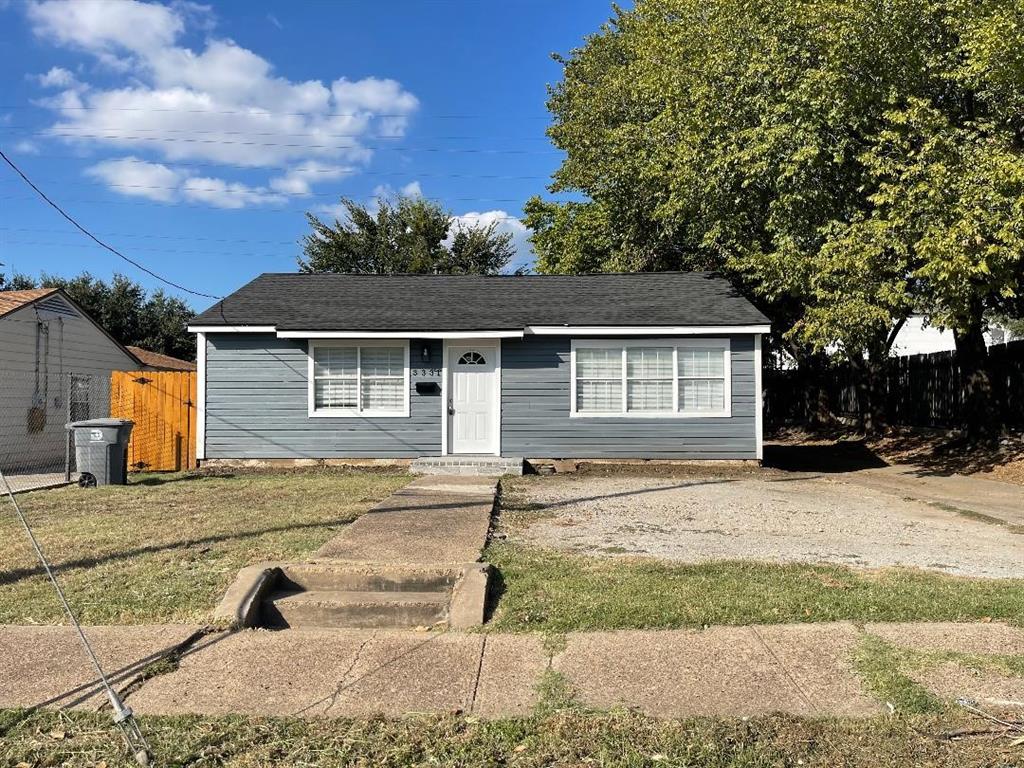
left=1, top=272, right=196, bottom=361
left=300, top=195, right=515, bottom=275
left=527, top=0, right=1024, bottom=431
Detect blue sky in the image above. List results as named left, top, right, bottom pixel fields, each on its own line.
left=0, top=0, right=620, bottom=309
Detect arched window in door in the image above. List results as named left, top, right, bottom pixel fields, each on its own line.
left=457, top=351, right=487, bottom=365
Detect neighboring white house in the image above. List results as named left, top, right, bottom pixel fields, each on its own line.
left=0, top=288, right=141, bottom=475
left=889, top=315, right=1019, bottom=357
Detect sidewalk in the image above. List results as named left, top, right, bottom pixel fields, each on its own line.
left=313, top=474, right=496, bottom=564
left=3, top=621, right=1023, bottom=719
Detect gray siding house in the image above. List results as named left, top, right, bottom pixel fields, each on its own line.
left=189, top=273, right=770, bottom=463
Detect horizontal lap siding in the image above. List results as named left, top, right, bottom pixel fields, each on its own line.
left=205, top=335, right=442, bottom=458
left=501, top=336, right=758, bottom=459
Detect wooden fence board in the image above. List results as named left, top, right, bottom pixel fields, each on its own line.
left=766, top=339, right=1024, bottom=428
left=110, top=371, right=197, bottom=471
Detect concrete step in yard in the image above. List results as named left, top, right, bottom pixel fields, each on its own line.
left=213, top=560, right=488, bottom=630
left=262, top=589, right=449, bottom=629
left=410, top=455, right=524, bottom=476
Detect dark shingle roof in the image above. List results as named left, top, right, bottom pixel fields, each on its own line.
left=192, top=272, right=769, bottom=331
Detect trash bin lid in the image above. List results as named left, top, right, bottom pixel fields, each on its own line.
left=66, top=418, right=135, bottom=429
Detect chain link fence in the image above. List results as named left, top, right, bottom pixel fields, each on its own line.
left=0, top=366, right=196, bottom=493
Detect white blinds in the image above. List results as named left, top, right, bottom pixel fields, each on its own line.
left=312, top=344, right=406, bottom=414
left=574, top=342, right=729, bottom=415
left=576, top=347, right=622, bottom=412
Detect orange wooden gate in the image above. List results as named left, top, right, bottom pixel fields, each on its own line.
left=110, top=371, right=197, bottom=471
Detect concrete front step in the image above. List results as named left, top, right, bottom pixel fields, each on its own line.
left=278, top=562, right=458, bottom=593
left=410, top=456, right=524, bottom=476
left=262, top=589, right=449, bottom=629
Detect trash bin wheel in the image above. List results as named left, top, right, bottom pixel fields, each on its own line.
left=78, top=473, right=97, bottom=488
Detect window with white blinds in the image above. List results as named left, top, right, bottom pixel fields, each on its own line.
left=571, top=340, right=730, bottom=417
left=309, top=341, right=409, bottom=416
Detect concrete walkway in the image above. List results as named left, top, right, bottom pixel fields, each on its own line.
left=313, top=475, right=496, bottom=564
left=4, top=621, right=1024, bottom=719
left=835, top=465, right=1024, bottom=527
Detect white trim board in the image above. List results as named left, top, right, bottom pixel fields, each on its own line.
left=528, top=325, right=770, bottom=336
left=189, top=325, right=769, bottom=338
left=754, top=333, right=764, bottom=460
left=281, top=330, right=523, bottom=340
left=195, top=332, right=206, bottom=461
left=187, top=325, right=276, bottom=333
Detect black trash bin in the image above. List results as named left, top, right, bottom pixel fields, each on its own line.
left=66, top=419, right=134, bottom=487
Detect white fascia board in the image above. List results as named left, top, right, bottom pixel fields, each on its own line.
left=526, top=325, right=771, bottom=336
left=277, top=329, right=525, bottom=339
left=187, top=325, right=277, bottom=333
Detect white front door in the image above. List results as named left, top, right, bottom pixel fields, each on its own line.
left=448, top=343, right=498, bottom=455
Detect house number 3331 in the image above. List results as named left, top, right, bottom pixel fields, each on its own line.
left=412, top=368, right=441, bottom=377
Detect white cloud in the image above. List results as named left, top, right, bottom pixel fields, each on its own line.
left=451, top=210, right=534, bottom=271
left=85, top=156, right=182, bottom=202
left=270, top=161, right=354, bottom=196
left=181, top=176, right=285, bottom=208
left=27, top=0, right=184, bottom=57
left=35, top=65, right=81, bottom=89
left=25, top=0, right=419, bottom=207
left=13, top=140, right=41, bottom=155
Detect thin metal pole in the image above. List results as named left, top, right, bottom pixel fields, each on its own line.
left=0, top=469, right=151, bottom=765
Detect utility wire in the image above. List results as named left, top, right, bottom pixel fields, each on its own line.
left=0, top=194, right=535, bottom=221
left=0, top=158, right=553, bottom=179
left=0, top=104, right=552, bottom=119
left=0, top=468, right=153, bottom=765
left=32, top=132, right=560, bottom=155
left=0, top=149, right=221, bottom=299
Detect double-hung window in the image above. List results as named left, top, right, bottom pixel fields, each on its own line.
left=309, top=341, right=409, bottom=417
left=571, top=339, right=731, bottom=417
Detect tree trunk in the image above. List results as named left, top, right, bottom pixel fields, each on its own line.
left=798, top=351, right=833, bottom=427
left=851, top=354, right=887, bottom=436
left=954, top=310, right=997, bottom=439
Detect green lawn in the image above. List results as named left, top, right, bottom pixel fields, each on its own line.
left=0, top=709, right=1013, bottom=768
left=0, top=469, right=409, bottom=624
left=483, top=542, right=1024, bottom=633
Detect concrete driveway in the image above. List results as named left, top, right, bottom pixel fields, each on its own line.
left=508, top=465, right=1024, bottom=578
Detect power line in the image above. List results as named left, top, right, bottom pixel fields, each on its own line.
left=0, top=194, right=536, bottom=220
left=0, top=226, right=296, bottom=246
left=0, top=179, right=540, bottom=202
left=31, top=132, right=561, bottom=155
left=2, top=126, right=554, bottom=141
left=0, top=104, right=552, bottom=119
left=0, top=155, right=554, bottom=179
left=0, top=238, right=295, bottom=259
left=0, top=150, right=221, bottom=300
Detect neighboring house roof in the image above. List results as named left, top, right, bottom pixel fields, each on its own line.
left=127, top=346, right=197, bottom=371
left=191, top=272, right=770, bottom=331
left=0, top=287, right=142, bottom=366
left=0, top=287, right=60, bottom=319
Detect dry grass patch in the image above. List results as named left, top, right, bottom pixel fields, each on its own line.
left=0, top=469, right=409, bottom=624
left=1, top=708, right=1019, bottom=767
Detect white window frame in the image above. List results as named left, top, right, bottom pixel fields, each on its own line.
left=307, top=339, right=410, bottom=418
left=570, top=338, right=731, bottom=418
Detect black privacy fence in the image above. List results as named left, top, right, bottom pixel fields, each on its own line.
left=765, top=339, right=1024, bottom=430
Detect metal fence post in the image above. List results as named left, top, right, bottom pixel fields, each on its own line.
left=64, top=373, right=72, bottom=483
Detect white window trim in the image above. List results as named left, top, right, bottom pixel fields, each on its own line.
left=570, top=338, right=732, bottom=419
left=307, top=339, right=410, bottom=418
